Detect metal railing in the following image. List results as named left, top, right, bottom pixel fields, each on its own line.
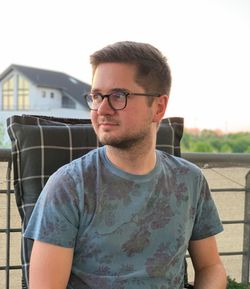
left=0, top=149, right=22, bottom=289
left=0, top=148, right=250, bottom=288
left=184, top=152, right=250, bottom=283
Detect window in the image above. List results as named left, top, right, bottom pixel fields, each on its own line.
left=62, top=95, right=76, bottom=109
left=2, top=77, right=14, bottom=110
left=50, top=92, right=54, bottom=98
left=18, top=75, right=29, bottom=110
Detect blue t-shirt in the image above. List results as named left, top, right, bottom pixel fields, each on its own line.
left=25, top=147, right=223, bottom=289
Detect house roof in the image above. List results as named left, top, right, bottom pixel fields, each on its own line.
left=0, top=64, right=91, bottom=107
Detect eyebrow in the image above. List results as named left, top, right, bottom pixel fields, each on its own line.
left=91, top=88, right=129, bottom=94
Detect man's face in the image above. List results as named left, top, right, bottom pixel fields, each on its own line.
left=90, top=62, right=157, bottom=149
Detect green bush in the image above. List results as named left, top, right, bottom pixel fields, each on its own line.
left=0, top=123, right=4, bottom=146
left=0, top=122, right=11, bottom=148
left=227, top=276, right=250, bottom=289
left=181, top=129, right=250, bottom=153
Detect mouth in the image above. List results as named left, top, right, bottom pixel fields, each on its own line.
left=98, top=120, right=119, bottom=128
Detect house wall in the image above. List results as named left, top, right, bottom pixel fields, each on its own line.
left=31, top=86, right=62, bottom=110
left=30, top=87, right=84, bottom=110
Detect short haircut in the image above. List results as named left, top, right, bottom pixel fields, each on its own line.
left=90, top=41, right=172, bottom=96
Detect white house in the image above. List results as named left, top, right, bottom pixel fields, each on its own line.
left=0, top=64, right=91, bottom=120
left=0, top=64, right=92, bottom=145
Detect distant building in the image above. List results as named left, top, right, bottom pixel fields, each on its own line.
left=0, top=64, right=91, bottom=121
left=0, top=64, right=91, bottom=145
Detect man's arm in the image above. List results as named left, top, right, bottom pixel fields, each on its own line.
left=29, top=240, right=74, bottom=289
left=188, top=236, right=227, bottom=289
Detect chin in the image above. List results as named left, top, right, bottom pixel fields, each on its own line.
left=99, top=136, right=142, bottom=150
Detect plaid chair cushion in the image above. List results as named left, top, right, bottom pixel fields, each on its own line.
left=7, top=114, right=183, bottom=289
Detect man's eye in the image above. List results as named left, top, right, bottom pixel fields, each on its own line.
left=111, top=92, right=125, bottom=100
left=92, top=94, right=101, bottom=101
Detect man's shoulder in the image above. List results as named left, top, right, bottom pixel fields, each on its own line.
left=157, top=150, right=202, bottom=175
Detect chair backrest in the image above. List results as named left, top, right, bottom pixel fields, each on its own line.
left=7, top=114, right=184, bottom=289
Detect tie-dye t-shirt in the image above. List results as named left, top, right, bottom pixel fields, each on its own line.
left=24, top=147, right=223, bottom=289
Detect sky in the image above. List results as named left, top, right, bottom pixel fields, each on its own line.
left=1, top=0, right=249, bottom=132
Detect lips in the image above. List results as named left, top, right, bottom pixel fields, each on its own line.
left=98, top=122, right=118, bottom=128
left=98, top=118, right=119, bottom=126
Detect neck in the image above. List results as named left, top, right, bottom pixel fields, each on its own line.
left=105, top=139, right=157, bottom=175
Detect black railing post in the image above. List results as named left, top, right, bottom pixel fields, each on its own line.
left=242, top=170, right=250, bottom=283
left=5, top=157, right=12, bottom=289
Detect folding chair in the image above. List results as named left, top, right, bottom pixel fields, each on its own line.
left=7, top=114, right=193, bottom=288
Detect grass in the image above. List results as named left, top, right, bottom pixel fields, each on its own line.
left=227, top=277, right=250, bottom=289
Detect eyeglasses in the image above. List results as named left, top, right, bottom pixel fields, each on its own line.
left=85, top=90, right=161, bottom=111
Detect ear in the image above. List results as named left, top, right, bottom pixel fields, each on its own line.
left=153, top=95, right=169, bottom=123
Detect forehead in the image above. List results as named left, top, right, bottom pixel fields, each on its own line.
left=92, top=63, right=141, bottom=92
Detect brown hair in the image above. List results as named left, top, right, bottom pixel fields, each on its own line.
left=90, top=41, right=172, bottom=96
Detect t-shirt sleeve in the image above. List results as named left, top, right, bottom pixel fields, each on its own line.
left=24, top=166, right=82, bottom=248
left=190, top=175, right=223, bottom=240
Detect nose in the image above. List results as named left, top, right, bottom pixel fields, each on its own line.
left=97, top=97, right=115, bottom=115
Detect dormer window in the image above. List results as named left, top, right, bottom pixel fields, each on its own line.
left=62, top=95, right=76, bottom=109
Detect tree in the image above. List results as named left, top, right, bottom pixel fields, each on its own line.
left=191, top=141, right=214, bottom=152
left=0, top=122, right=11, bottom=148
left=220, top=143, right=232, bottom=153
left=181, top=129, right=250, bottom=153
left=0, top=123, right=4, bottom=147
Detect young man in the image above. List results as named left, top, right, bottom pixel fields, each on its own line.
left=25, top=41, right=227, bottom=289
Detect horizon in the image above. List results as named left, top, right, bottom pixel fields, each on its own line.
left=180, top=117, right=250, bottom=133
left=183, top=125, right=250, bottom=134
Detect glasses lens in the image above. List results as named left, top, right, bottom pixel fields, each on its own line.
left=85, top=91, right=127, bottom=110
left=109, top=92, right=126, bottom=110
left=86, top=93, right=101, bottom=110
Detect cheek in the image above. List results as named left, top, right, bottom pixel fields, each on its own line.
left=90, top=111, right=96, bottom=120
left=90, top=112, right=98, bottom=127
